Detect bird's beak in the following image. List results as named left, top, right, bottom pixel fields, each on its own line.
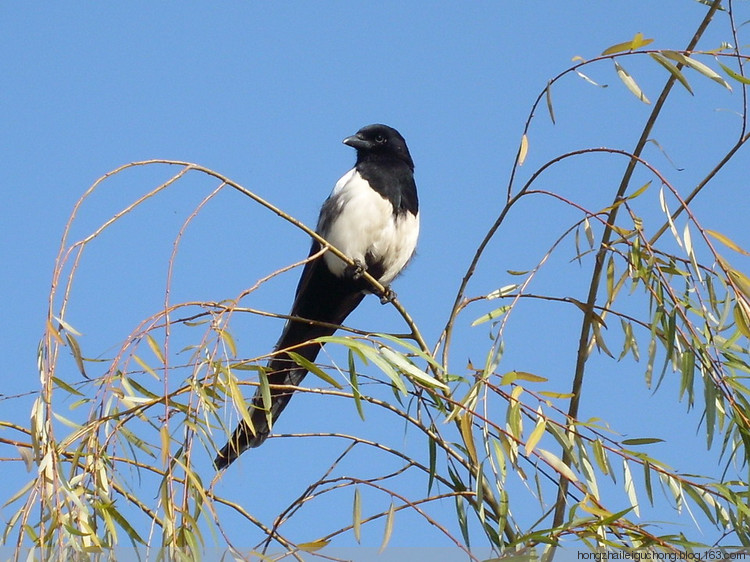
left=343, top=134, right=371, bottom=150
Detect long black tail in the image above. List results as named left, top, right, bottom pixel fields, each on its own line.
left=214, top=254, right=365, bottom=470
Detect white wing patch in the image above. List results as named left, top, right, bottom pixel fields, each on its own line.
left=319, top=169, right=419, bottom=285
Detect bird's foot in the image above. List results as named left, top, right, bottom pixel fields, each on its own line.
left=345, top=259, right=367, bottom=281
left=379, top=286, right=396, bottom=304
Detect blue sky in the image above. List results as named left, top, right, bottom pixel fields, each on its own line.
left=2, top=1, right=749, bottom=557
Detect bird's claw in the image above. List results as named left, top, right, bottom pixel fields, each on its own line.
left=379, top=287, right=396, bottom=304
left=345, top=259, right=367, bottom=281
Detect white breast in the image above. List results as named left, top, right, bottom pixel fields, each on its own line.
left=319, top=169, right=419, bottom=285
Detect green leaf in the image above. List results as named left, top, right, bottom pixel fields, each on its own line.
left=132, top=354, right=158, bottom=379
left=592, top=439, right=612, bottom=478
left=518, top=134, right=529, bottom=166
left=643, top=461, right=654, bottom=505
left=64, top=332, right=87, bottom=377
left=614, top=61, right=650, bottom=103
left=545, top=81, right=556, bottom=124
left=501, top=371, right=548, bottom=385
left=218, top=329, right=238, bottom=356
left=428, top=431, right=437, bottom=494
left=298, top=540, right=330, bottom=552
left=378, top=346, right=448, bottom=391
left=379, top=502, right=395, bottom=553
left=718, top=61, right=750, bottom=85
left=353, top=487, right=362, bottom=543
left=621, top=437, right=664, bottom=446
left=662, top=51, right=731, bottom=90
left=623, top=459, right=640, bottom=517
left=52, top=376, right=84, bottom=396
left=257, top=367, right=273, bottom=428
left=287, top=351, right=343, bottom=389
left=145, top=333, right=165, bottom=363
left=538, top=449, right=578, bottom=482
left=472, top=305, right=511, bottom=327
left=601, top=32, right=654, bottom=55
left=734, top=303, right=750, bottom=339
left=707, top=229, right=750, bottom=256
left=348, top=351, right=365, bottom=421
left=525, top=412, right=546, bottom=456
left=728, top=268, right=750, bottom=300
left=650, top=53, right=693, bottom=94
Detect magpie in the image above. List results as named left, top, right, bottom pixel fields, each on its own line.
left=214, top=124, right=419, bottom=470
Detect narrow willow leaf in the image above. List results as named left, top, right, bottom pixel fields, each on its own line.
left=659, top=186, right=682, bottom=249
left=734, top=303, right=750, bottom=339
left=287, top=351, right=342, bottom=389
left=472, top=305, right=511, bottom=327
left=545, top=81, right=556, bottom=124
left=219, top=329, right=238, bottom=356
left=507, top=385, right=524, bottom=441
left=132, top=354, right=158, bottom=379
left=145, top=334, right=165, bottom=364
left=729, top=268, right=750, bottom=300
left=538, top=391, right=575, bottom=399
left=592, top=439, right=611, bottom=478
left=601, top=33, right=654, bottom=55
left=718, top=61, right=750, bottom=85
left=623, top=459, right=640, bottom=517
left=52, top=376, right=84, bottom=397
left=160, top=425, right=170, bottom=466
left=501, top=371, right=548, bottom=385
left=459, top=413, right=479, bottom=465
left=580, top=455, right=599, bottom=500
left=353, top=488, right=362, bottom=543
left=64, top=332, right=87, bottom=377
left=576, top=69, right=607, bottom=87
left=662, top=51, right=732, bottom=90
left=606, top=255, right=615, bottom=301
left=643, top=460, right=654, bottom=505
left=428, top=432, right=437, bottom=493
left=584, top=217, right=595, bottom=248
left=355, top=345, right=407, bottom=395
left=525, top=412, right=546, bottom=456
left=704, top=377, right=717, bottom=449
left=627, top=180, right=652, bottom=201
left=492, top=437, right=507, bottom=482
left=227, top=370, right=255, bottom=436
left=257, top=368, right=273, bottom=428
left=53, top=315, right=82, bottom=336
left=518, top=134, right=529, bottom=166
left=579, top=495, right=611, bottom=518
left=538, top=449, right=578, bottom=482
left=650, top=53, right=693, bottom=94
left=102, top=502, right=146, bottom=544
left=348, top=351, right=365, bottom=421
left=706, top=229, right=750, bottom=256
left=682, top=483, right=717, bottom=524
left=475, top=465, right=486, bottom=524
left=614, top=61, right=650, bottom=103
left=298, top=540, right=330, bottom=552
left=622, top=437, right=664, bottom=446
left=486, top=284, right=519, bottom=300
left=51, top=412, right=81, bottom=429
left=378, top=347, right=448, bottom=391
left=683, top=222, right=693, bottom=257
left=568, top=298, right=607, bottom=327
left=379, top=502, right=395, bottom=553
left=592, top=320, right=614, bottom=358
left=46, top=319, right=65, bottom=345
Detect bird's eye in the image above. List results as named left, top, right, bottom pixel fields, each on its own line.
left=375, top=134, right=386, bottom=144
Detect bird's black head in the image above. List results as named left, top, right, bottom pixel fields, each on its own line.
left=343, top=124, right=414, bottom=170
